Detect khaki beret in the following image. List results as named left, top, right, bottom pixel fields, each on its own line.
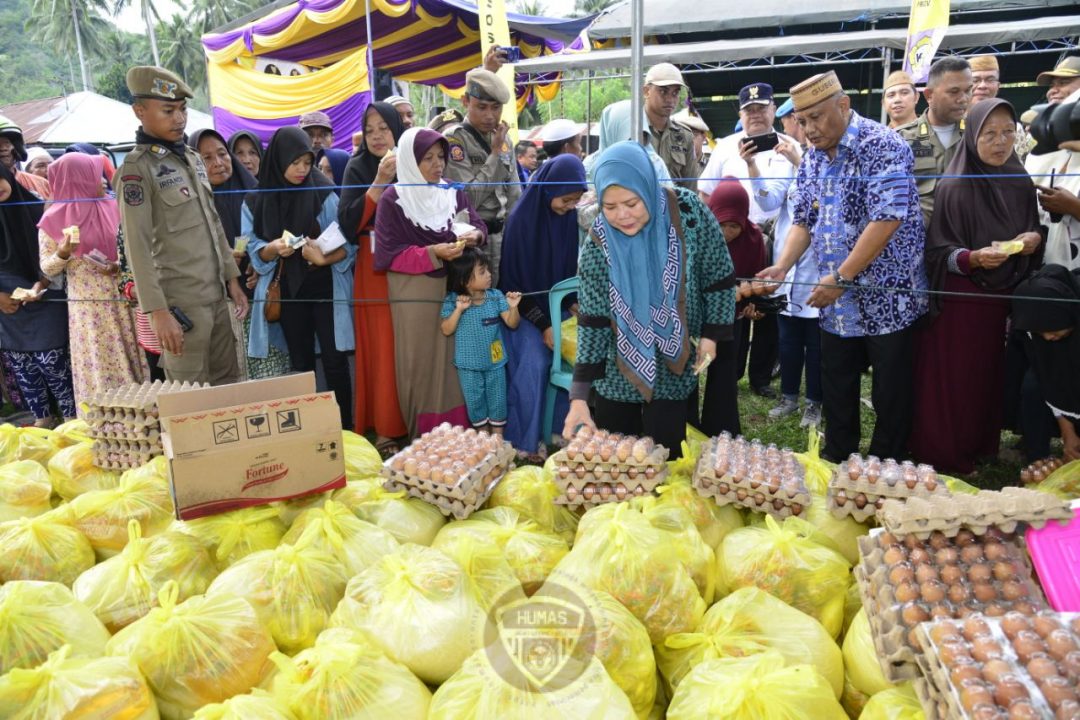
left=884, top=70, right=916, bottom=91
left=968, top=55, right=1000, bottom=73
left=464, top=68, right=510, bottom=105
left=791, top=71, right=844, bottom=112
left=126, top=66, right=193, bottom=102
left=428, top=108, right=464, bottom=132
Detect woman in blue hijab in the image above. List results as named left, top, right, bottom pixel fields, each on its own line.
left=497, top=154, right=587, bottom=456
left=318, top=148, right=352, bottom=195
left=563, top=141, right=737, bottom=456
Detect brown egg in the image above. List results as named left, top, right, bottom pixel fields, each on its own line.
left=1033, top=616, right=1064, bottom=639
left=1062, top=650, right=1080, bottom=678
left=972, top=636, right=1005, bottom=663
left=994, top=677, right=1031, bottom=707
left=959, top=683, right=994, bottom=714
left=970, top=564, right=993, bottom=584
left=889, top=563, right=915, bottom=585
left=964, top=617, right=993, bottom=640
left=855, top=493, right=868, bottom=509
left=985, top=604, right=1008, bottom=617
left=1055, top=701, right=1080, bottom=720
left=906, top=534, right=927, bottom=550
left=903, top=545, right=928, bottom=564
left=916, top=564, right=940, bottom=584
left=1001, top=581, right=1030, bottom=602
left=973, top=582, right=999, bottom=603
left=901, top=602, right=930, bottom=626
left=736, top=489, right=748, bottom=501
left=1001, top=613, right=1033, bottom=639
left=922, top=581, right=947, bottom=604
left=1013, top=632, right=1049, bottom=664
left=955, top=528, right=977, bottom=546
left=1026, top=655, right=1061, bottom=682
left=931, top=604, right=954, bottom=620
left=929, top=532, right=950, bottom=550
left=1013, top=602, right=1041, bottom=617
left=961, top=544, right=985, bottom=564
left=717, top=482, right=731, bottom=495
left=930, top=621, right=963, bottom=645
left=879, top=531, right=899, bottom=547
left=937, top=547, right=960, bottom=565
left=972, top=707, right=1004, bottom=720
left=994, top=561, right=1017, bottom=582
left=985, top=542, right=1010, bottom=562
left=1007, top=702, right=1040, bottom=720
left=942, top=565, right=965, bottom=586
left=1071, top=618, right=1080, bottom=636
left=939, top=641, right=974, bottom=666
left=1040, top=676, right=1079, bottom=707
left=949, top=583, right=972, bottom=605
left=982, top=658, right=1015, bottom=684
left=953, top=662, right=984, bottom=686
left=1048, top=630, right=1080, bottom=661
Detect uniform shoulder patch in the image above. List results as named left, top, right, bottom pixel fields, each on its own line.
left=123, top=182, right=145, bottom=206
left=448, top=140, right=466, bottom=163
left=149, top=145, right=168, bottom=157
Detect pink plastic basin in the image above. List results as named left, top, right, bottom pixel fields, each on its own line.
left=1027, top=505, right=1080, bottom=612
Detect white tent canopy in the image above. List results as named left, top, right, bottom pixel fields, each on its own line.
left=516, top=14, right=1080, bottom=74
left=585, top=0, right=1080, bottom=39
left=0, top=92, right=214, bottom=146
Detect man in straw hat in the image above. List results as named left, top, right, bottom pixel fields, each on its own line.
left=882, top=70, right=918, bottom=128
left=757, top=70, right=928, bottom=462
left=1038, top=55, right=1080, bottom=106
left=969, top=54, right=1034, bottom=159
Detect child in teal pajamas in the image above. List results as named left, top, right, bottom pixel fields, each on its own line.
left=441, top=248, right=521, bottom=434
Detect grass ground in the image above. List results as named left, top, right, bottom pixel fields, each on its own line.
left=732, top=373, right=1025, bottom=491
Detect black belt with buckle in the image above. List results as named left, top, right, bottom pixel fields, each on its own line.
left=484, top=219, right=504, bottom=235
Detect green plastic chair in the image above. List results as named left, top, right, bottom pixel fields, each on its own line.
left=542, top=276, right=580, bottom=444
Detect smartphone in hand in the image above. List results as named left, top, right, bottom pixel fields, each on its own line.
left=742, top=132, right=779, bottom=153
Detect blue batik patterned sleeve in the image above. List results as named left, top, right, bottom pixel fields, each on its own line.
left=862, top=133, right=917, bottom=223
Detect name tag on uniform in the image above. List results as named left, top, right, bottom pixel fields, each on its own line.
left=490, top=339, right=505, bottom=364
left=912, top=142, right=934, bottom=158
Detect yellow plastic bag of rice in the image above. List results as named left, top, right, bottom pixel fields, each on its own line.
left=859, top=683, right=925, bottom=720
left=486, top=465, right=559, bottom=531
left=433, top=507, right=568, bottom=590
left=0, top=580, right=111, bottom=674
left=193, top=689, right=295, bottom=720
left=551, top=503, right=704, bottom=644
left=431, top=531, right=525, bottom=612
left=107, top=581, right=276, bottom=720
left=627, top=496, right=716, bottom=604
left=0, top=511, right=95, bottom=585
left=52, top=418, right=93, bottom=447
left=654, top=476, right=743, bottom=552
left=281, top=499, right=400, bottom=576
left=175, top=505, right=287, bottom=571
left=206, top=531, right=348, bottom=654
left=67, top=456, right=173, bottom=558
left=268, top=629, right=432, bottom=720
left=656, top=586, right=842, bottom=697
left=428, top=649, right=636, bottom=720
left=718, top=515, right=850, bottom=638
left=0, top=459, right=53, bottom=521
left=73, top=520, right=217, bottom=632
left=328, top=544, right=485, bottom=684
left=0, top=425, right=60, bottom=465
left=48, top=442, right=120, bottom=501
left=341, top=430, right=383, bottom=480
left=0, top=645, right=158, bottom=720
left=332, top=478, right=446, bottom=546
left=667, top=651, right=846, bottom=720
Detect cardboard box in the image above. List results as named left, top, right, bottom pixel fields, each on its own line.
left=159, top=373, right=345, bottom=520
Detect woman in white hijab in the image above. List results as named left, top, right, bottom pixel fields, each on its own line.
left=22, top=147, right=53, bottom=178
left=373, top=127, right=488, bottom=436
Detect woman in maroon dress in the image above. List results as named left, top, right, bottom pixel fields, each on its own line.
left=910, top=98, right=1045, bottom=474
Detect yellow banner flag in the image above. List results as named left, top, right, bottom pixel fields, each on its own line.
left=477, top=0, right=519, bottom=145
left=903, top=0, right=952, bottom=84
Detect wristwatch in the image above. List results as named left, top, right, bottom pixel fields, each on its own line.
left=834, top=271, right=853, bottom=289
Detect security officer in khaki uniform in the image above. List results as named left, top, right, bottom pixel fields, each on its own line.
left=644, top=63, right=700, bottom=190
left=897, top=56, right=972, bottom=227
left=443, top=68, right=521, bottom=287
left=116, top=66, right=248, bottom=385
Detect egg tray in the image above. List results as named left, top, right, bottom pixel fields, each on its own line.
left=92, top=449, right=156, bottom=471
left=913, top=612, right=1080, bottom=720
left=827, top=486, right=884, bottom=523
left=554, top=479, right=658, bottom=508
left=380, top=447, right=515, bottom=503
left=384, top=471, right=504, bottom=520
left=83, top=380, right=206, bottom=420
left=1020, top=457, right=1065, bottom=485
left=553, top=462, right=668, bottom=487
left=855, top=531, right=1048, bottom=684
left=877, top=488, right=1073, bottom=540
left=912, top=678, right=946, bottom=720
left=832, top=459, right=950, bottom=498
left=695, top=476, right=809, bottom=519
left=553, top=445, right=668, bottom=469
left=694, top=438, right=811, bottom=501
left=89, top=426, right=162, bottom=444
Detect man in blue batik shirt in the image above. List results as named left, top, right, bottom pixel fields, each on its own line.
left=759, top=70, right=928, bottom=462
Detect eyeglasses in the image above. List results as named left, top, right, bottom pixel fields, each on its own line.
left=972, top=75, right=1000, bottom=86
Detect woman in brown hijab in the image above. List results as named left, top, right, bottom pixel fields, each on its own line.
left=910, top=98, right=1045, bottom=474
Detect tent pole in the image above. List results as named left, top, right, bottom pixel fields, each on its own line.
left=585, top=69, right=593, bottom=154
left=880, top=46, right=892, bottom=125
left=365, top=0, right=378, bottom=99
left=630, top=0, right=644, bottom=144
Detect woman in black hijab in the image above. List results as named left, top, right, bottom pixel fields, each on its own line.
left=241, top=126, right=356, bottom=427
left=1013, top=264, right=1080, bottom=461
left=228, top=130, right=264, bottom=178
left=0, top=163, right=76, bottom=426
left=911, top=98, right=1046, bottom=474
left=336, top=102, right=407, bottom=448
left=190, top=128, right=289, bottom=380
